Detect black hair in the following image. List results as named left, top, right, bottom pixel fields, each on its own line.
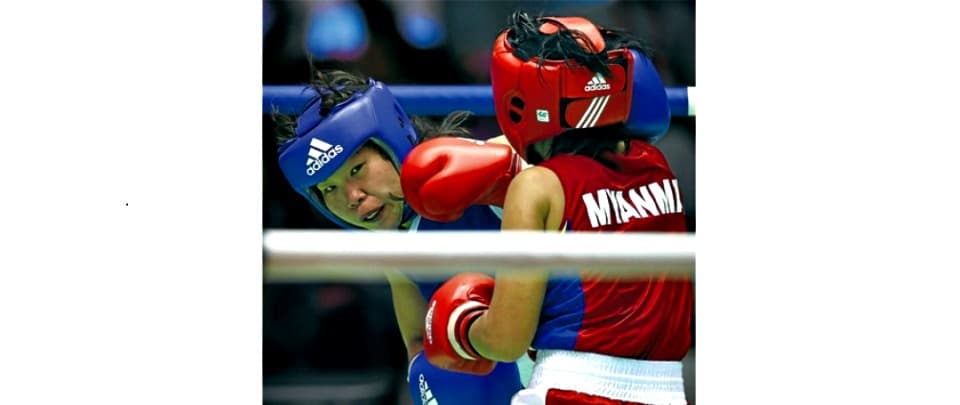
left=411, top=111, right=473, bottom=142
left=503, top=10, right=652, bottom=79
left=272, top=69, right=371, bottom=148
left=529, top=125, right=629, bottom=170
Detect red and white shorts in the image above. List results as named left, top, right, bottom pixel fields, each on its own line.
left=511, top=350, right=686, bottom=405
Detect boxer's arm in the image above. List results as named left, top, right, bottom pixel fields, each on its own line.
left=501, top=167, right=564, bottom=231
left=386, top=270, right=427, bottom=361
left=468, top=168, right=561, bottom=361
left=469, top=269, right=548, bottom=362
left=485, top=134, right=510, bottom=146
left=486, top=135, right=531, bottom=171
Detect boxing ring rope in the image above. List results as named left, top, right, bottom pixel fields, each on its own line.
left=263, top=85, right=696, bottom=117
left=263, top=230, right=695, bottom=282
left=263, top=84, right=696, bottom=283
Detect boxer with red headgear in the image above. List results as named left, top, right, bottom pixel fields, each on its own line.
left=423, top=11, right=692, bottom=404
left=401, top=13, right=671, bottom=223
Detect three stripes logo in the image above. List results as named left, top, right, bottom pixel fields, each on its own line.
left=576, top=74, right=612, bottom=129
left=305, top=137, right=345, bottom=176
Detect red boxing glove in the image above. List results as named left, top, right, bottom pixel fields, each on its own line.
left=401, top=137, right=523, bottom=222
left=423, top=272, right=496, bottom=375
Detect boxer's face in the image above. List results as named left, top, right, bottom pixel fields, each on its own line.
left=315, top=145, right=405, bottom=230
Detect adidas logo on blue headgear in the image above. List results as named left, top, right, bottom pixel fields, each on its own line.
left=305, top=138, right=345, bottom=175
left=277, top=78, right=418, bottom=230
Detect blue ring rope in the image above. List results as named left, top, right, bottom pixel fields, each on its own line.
left=264, top=85, right=694, bottom=117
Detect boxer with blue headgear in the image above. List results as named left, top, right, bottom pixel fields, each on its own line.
left=277, top=75, right=419, bottom=230
left=271, top=69, right=524, bottom=404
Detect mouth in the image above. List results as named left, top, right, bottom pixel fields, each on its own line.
left=361, top=206, right=384, bottom=223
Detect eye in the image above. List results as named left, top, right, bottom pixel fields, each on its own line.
left=320, top=184, right=336, bottom=194
left=350, top=163, right=364, bottom=176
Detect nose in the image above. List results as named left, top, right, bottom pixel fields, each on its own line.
left=345, top=183, right=367, bottom=209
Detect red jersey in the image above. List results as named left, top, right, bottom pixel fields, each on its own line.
left=533, top=140, right=693, bottom=360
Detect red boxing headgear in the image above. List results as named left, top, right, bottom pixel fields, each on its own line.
left=491, top=16, right=636, bottom=161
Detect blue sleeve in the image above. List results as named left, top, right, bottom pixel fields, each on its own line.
left=415, top=205, right=502, bottom=231
left=409, top=205, right=503, bottom=300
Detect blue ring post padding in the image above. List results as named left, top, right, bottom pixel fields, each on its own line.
left=264, top=85, right=694, bottom=117
left=665, top=87, right=689, bottom=118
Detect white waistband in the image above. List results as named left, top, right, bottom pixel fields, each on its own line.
left=527, top=350, right=686, bottom=404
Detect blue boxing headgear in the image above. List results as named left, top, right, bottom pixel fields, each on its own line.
left=277, top=78, right=419, bottom=229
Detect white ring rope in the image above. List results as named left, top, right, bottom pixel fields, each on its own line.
left=264, top=230, right=695, bottom=282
